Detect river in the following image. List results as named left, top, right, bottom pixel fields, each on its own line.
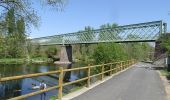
left=0, top=62, right=89, bottom=100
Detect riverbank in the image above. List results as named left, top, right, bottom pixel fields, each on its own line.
left=0, top=58, right=53, bottom=64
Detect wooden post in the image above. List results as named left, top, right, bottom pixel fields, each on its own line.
left=101, top=64, right=104, bottom=80
left=110, top=64, right=112, bottom=76
left=58, top=67, right=63, bottom=100
left=87, top=64, right=90, bottom=88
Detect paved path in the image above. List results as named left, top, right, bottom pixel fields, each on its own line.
left=72, top=62, right=167, bottom=100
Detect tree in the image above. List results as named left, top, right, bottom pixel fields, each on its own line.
left=16, top=17, right=26, bottom=43
left=45, top=46, right=58, bottom=58
left=160, top=34, right=170, bottom=54
left=0, top=0, right=67, bottom=58
left=0, top=8, right=27, bottom=58
left=92, top=43, right=127, bottom=64
left=76, top=26, right=94, bottom=55
left=0, top=0, right=67, bottom=29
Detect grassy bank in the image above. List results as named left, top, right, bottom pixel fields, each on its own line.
left=0, top=57, right=53, bottom=64
left=0, top=58, right=26, bottom=64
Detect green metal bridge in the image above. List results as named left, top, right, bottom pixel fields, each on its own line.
left=31, top=20, right=167, bottom=45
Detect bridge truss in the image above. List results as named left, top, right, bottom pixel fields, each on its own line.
left=31, top=20, right=167, bottom=45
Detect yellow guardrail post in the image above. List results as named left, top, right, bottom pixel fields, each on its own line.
left=101, top=64, right=104, bottom=80
left=0, top=74, right=1, bottom=86
left=133, top=59, right=135, bottom=64
left=110, top=64, right=112, bottom=76
left=126, top=60, right=128, bottom=68
left=120, top=61, right=123, bottom=71
left=131, top=59, right=133, bottom=65
left=123, top=61, right=125, bottom=69
left=116, top=63, right=118, bottom=72
left=87, top=64, right=91, bottom=88
left=58, top=67, right=63, bottom=100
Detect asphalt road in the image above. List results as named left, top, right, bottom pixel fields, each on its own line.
left=72, top=62, right=167, bottom=100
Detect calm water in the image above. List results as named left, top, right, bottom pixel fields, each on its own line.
left=0, top=62, right=88, bottom=100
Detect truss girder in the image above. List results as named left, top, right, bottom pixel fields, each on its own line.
left=31, top=21, right=167, bottom=45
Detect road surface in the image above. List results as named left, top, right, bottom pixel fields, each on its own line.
left=72, top=62, right=167, bottom=100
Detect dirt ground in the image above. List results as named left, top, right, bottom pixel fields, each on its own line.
left=158, top=71, right=170, bottom=100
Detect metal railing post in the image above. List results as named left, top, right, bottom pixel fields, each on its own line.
left=101, top=64, right=104, bottom=80
left=87, top=64, right=91, bottom=87
left=58, top=67, right=63, bottom=100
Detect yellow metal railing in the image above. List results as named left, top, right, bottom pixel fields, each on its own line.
left=0, top=59, right=137, bottom=100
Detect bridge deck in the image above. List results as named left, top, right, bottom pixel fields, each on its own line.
left=72, top=62, right=166, bottom=100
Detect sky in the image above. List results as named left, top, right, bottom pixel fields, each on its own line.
left=30, top=0, right=170, bottom=38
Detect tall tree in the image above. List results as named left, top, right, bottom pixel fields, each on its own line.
left=16, top=17, right=26, bottom=43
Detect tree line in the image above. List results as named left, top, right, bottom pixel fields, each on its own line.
left=0, top=0, right=66, bottom=59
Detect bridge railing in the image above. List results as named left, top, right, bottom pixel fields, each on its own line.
left=0, top=59, right=137, bottom=100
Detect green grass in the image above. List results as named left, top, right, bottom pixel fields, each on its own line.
left=0, top=57, right=53, bottom=64
left=160, top=69, right=170, bottom=78
left=50, top=86, right=84, bottom=100
left=0, top=58, right=26, bottom=64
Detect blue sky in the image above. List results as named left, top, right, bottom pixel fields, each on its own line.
left=30, top=0, right=170, bottom=38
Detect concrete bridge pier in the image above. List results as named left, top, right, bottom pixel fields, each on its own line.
left=55, top=45, right=72, bottom=64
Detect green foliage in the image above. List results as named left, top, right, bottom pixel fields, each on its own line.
left=92, top=43, right=127, bottom=64
left=160, top=34, right=170, bottom=54
left=45, top=46, right=58, bottom=58
left=160, top=69, right=170, bottom=78
left=0, top=0, right=66, bottom=60
left=34, top=45, right=41, bottom=58
left=6, top=8, right=16, bottom=34
left=0, top=8, right=27, bottom=58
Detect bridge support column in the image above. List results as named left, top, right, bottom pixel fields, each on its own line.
left=55, top=45, right=72, bottom=64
